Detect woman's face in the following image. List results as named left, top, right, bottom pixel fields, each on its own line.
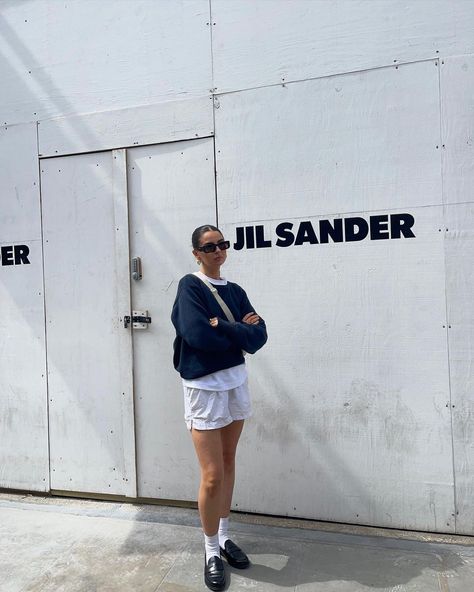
left=193, top=230, right=228, bottom=268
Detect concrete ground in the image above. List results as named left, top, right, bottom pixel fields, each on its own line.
left=2, top=493, right=474, bottom=592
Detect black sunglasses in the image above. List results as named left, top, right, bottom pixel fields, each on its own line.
left=196, top=240, right=231, bottom=254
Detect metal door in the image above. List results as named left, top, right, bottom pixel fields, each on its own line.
left=41, top=150, right=136, bottom=496
left=127, top=137, right=216, bottom=500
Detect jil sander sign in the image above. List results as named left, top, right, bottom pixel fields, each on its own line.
left=0, top=244, right=30, bottom=266
left=233, top=213, right=415, bottom=250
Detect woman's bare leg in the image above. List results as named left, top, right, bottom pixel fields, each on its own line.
left=191, top=427, right=224, bottom=535
left=191, top=420, right=244, bottom=533
left=220, top=420, right=245, bottom=518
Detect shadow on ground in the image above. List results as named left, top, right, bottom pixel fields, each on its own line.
left=121, top=507, right=466, bottom=590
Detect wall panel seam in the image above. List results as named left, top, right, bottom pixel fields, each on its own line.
left=214, top=57, right=445, bottom=98
left=438, top=58, right=458, bottom=532
left=209, top=1, right=218, bottom=225
left=36, top=121, right=52, bottom=493
left=218, top=202, right=474, bottom=228
left=37, top=134, right=216, bottom=161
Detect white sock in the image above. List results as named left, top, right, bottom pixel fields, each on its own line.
left=218, top=517, right=230, bottom=547
left=204, top=532, right=220, bottom=562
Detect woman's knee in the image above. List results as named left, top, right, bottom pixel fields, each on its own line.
left=201, top=468, right=224, bottom=496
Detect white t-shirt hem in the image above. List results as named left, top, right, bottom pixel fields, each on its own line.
left=183, top=363, right=247, bottom=391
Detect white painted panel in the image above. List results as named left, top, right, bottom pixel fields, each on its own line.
left=0, top=0, right=211, bottom=125
left=215, top=61, right=442, bottom=222
left=0, top=123, right=41, bottom=242
left=445, top=206, right=474, bottom=535
left=220, top=206, right=454, bottom=531
left=212, top=0, right=474, bottom=92
left=38, top=97, right=214, bottom=158
left=0, top=124, right=48, bottom=491
left=0, top=242, right=48, bottom=491
left=441, top=57, right=474, bottom=534
left=441, top=55, right=474, bottom=205
left=128, top=138, right=216, bottom=501
left=41, top=150, right=136, bottom=496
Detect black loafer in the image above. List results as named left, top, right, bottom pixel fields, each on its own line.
left=204, top=555, right=226, bottom=591
left=220, top=539, right=250, bottom=569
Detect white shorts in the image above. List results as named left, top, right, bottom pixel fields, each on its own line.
left=183, top=380, right=252, bottom=431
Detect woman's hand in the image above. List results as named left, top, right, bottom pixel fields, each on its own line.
left=209, top=317, right=219, bottom=327
left=242, top=312, right=260, bottom=325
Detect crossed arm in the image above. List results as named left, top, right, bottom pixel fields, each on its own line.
left=209, top=312, right=260, bottom=327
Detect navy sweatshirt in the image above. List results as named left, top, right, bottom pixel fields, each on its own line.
left=171, top=274, right=268, bottom=379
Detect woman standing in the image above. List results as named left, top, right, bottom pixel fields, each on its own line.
left=171, top=224, right=267, bottom=591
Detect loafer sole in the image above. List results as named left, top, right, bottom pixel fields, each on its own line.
left=204, top=576, right=226, bottom=591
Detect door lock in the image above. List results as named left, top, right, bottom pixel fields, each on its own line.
left=131, top=257, right=142, bottom=280
left=124, top=310, right=151, bottom=329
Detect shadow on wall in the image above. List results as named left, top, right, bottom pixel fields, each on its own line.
left=0, top=11, right=103, bottom=138
left=1, top=6, right=212, bottom=497
left=236, top=352, right=385, bottom=524
left=0, top=10, right=167, bottom=486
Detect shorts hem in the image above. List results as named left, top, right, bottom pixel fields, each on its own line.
left=186, top=413, right=251, bottom=431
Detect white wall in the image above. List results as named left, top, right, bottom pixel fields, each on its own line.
left=1, top=0, right=473, bottom=533
left=0, top=0, right=211, bottom=124
left=211, top=0, right=474, bottom=91
left=215, top=59, right=456, bottom=531
left=441, top=55, right=474, bottom=535
left=0, top=122, right=48, bottom=491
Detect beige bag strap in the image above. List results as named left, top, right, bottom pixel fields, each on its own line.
left=194, top=273, right=247, bottom=356
left=194, top=273, right=236, bottom=322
